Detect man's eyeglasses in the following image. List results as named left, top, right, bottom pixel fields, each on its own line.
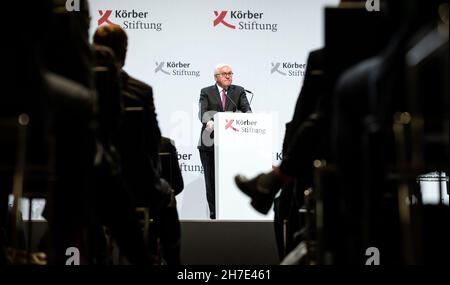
left=215, top=72, right=234, bottom=77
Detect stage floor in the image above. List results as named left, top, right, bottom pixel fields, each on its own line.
left=180, top=220, right=279, bottom=265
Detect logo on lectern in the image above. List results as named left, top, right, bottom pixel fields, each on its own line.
left=225, top=119, right=239, bottom=132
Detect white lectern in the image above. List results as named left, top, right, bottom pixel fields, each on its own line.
left=214, top=112, right=273, bottom=220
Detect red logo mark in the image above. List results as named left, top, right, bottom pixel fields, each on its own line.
left=98, top=10, right=114, bottom=26
left=213, top=11, right=236, bottom=29
left=225, top=119, right=239, bottom=132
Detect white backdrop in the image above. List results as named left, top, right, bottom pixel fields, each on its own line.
left=89, top=0, right=339, bottom=220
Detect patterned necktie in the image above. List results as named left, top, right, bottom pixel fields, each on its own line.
left=221, top=89, right=227, bottom=111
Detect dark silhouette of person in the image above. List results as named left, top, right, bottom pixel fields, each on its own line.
left=91, top=45, right=151, bottom=264
left=93, top=24, right=166, bottom=214
left=160, top=137, right=184, bottom=195
left=1, top=32, right=52, bottom=263
left=198, top=64, right=252, bottom=219
left=43, top=0, right=94, bottom=90
left=152, top=136, right=184, bottom=265
left=331, top=0, right=449, bottom=264
left=0, top=0, right=104, bottom=264
left=273, top=48, right=325, bottom=260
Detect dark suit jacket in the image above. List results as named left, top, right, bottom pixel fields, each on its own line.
left=116, top=71, right=162, bottom=207
left=282, top=48, right=325, bottom=156
left=159, top=137, right=184, bottom=196
left=197, top=84, right=252, bottom=151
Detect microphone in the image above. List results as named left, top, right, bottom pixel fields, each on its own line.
left=245, top=89, right=254, bottom=112
left=224, top=91, right=238, bottom=112
left=245, top=89, right=254, bottom=105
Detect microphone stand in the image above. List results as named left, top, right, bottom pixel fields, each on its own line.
left=245, top=89, right=254, bottom=105
left=225, top=92, right=238, bottom=112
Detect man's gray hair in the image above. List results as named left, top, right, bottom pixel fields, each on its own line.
left=214, top=63, right=231, bottom=75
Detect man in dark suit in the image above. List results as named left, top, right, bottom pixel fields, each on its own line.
left=93, top=24, right=165, bottom=213
left=160, top=137, right=184, bottom=196
left=198, top=64, right=252, bottom=219
left=154, top=136, right=184, bottom=265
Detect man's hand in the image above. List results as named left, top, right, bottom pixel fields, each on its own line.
left=206, top=120, right=214, bottom=132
